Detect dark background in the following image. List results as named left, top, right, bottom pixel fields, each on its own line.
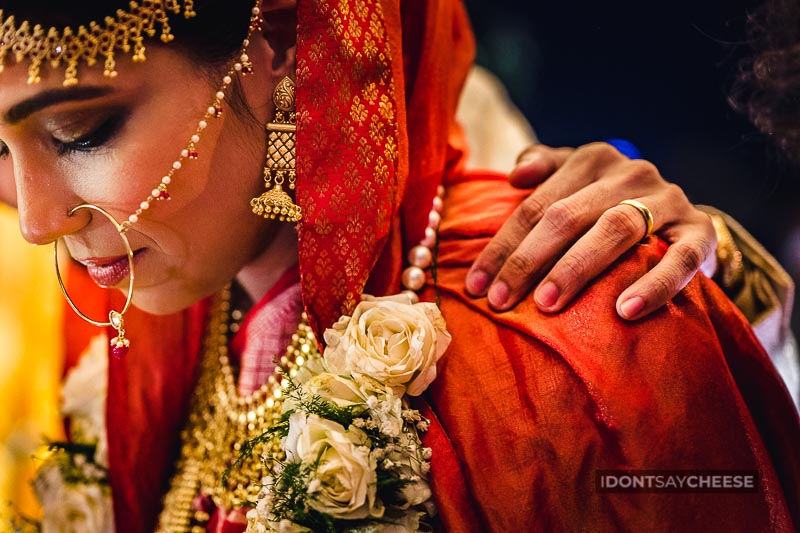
left=465, top=0, right=800, bottom=333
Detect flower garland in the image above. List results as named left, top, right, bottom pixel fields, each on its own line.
left=27, top=334, right=115, bottom=533
left=244, top=294, right=451, bottom=533
left=28, top=293, right=450, bottom=533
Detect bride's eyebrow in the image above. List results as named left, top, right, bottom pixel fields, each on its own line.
left=3, top=86, right=114, bottom=125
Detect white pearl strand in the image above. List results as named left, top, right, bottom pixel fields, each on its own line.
left=401, top=185, right=445, bottom=294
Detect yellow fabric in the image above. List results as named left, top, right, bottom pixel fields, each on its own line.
left=0, top=204, right=63, bottom=520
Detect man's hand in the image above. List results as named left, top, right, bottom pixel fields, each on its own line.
left=466, top=142, right=717, bottom=320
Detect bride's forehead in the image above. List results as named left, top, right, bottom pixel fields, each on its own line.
left=0, top=50, right=192, bottom=123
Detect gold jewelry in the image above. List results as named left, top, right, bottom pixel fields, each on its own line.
left=156, top=285, right=318, bottom=531
left=54, top=204, right=134, bottom=358
left=618, top=199, right=655, bottom=239
left=709, top=213, right=744, bottom=289
left=250, top=76, right=302, bottom=223
left=0, top=1, right=197, bottom=87
left=0, top=1, right=263, bottom=228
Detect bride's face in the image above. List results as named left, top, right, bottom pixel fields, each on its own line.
left=0, top=43, right=280, bottom=314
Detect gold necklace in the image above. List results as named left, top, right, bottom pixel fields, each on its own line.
left=156, top=284, right=318, bottom=532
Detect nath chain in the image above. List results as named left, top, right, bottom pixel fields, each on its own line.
left=122, top=2, right=263, bottom=229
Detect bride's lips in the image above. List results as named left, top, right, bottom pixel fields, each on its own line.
left=78, top=249, right=144, bottom=288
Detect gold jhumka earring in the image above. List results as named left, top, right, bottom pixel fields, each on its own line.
left=250, top=76, right=302, bottom=223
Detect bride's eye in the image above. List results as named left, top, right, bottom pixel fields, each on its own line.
left=51, top=112, right=126, bottom=155
left=0, top=141, right=9, bottom=159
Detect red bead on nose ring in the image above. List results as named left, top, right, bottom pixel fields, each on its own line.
left=54, top=204, right=135, bottom=358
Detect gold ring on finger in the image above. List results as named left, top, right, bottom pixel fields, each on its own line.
left=618, top=199, right=655, bottom=239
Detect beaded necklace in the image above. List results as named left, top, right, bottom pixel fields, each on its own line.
left=156, top=285, right=318, bottom=531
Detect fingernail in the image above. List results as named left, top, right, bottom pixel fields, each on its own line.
left=466, top=269, right=489, bottom=296
left=535, top=281, right=559, bottom=308
left=619, top=296, right=645, bottom=319
left=488, top=282, right=510, bottom=309
left=517, top=151, right=542, bottom=167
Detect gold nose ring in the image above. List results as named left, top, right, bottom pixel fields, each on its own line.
left=54, top=204, right=135, bottom=358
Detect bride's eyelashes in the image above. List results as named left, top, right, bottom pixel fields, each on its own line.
left=50, top=111, right=128, bottom=156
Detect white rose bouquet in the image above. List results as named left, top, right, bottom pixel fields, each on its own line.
left=244, top=294, right=450, bottom=532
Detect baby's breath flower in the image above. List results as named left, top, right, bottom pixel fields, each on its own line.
left=307, top=479, right=322, bottom=493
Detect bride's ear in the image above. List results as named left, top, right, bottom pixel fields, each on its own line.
left=259, top=0, right=297, bottom=79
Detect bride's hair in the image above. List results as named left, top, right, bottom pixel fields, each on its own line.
left=730, top=0, right=800, bottom=161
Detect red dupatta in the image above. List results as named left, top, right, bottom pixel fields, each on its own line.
left=295, top=0, right=475, bottom=338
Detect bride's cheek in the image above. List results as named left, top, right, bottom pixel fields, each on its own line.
left=0, top=158, right=15, bottom=207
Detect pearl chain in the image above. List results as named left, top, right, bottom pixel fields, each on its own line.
left=121, top=4, right=263, bottom=228
left=401, top=185, right=445, bottom=293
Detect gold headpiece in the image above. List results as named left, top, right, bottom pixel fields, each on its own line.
left=0, top=0, right=197, bottom=86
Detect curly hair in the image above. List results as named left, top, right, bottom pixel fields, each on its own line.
left=730, top=0, right=800, bottom=161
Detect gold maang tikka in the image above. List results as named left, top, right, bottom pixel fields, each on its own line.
left=0, top=1, right=198, bottom=87
left=250, top=76, right=302, bottom=223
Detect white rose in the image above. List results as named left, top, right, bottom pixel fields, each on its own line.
left=385, top=509, right=427, bottom=532
left=293, top=353, right=326, bottom=387
left=245, top=509, right=268, bottom=533
left=288, top=414, right=384, bottom=520
left=245, top=510, right=312, bottom=533
left=323, top=295, right=451, bottom=396
left=303, top=373, right=370, bottom=408
left=283, top=411, right=308, bottom=462
left=299, top=373, right=404, bottom=438
left=34, top=460, right=114, bottom=533
left=277, top=520, right=313, bottom=533
left=399, top=478, right=431, bottom=508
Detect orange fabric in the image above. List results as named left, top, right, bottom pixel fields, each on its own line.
left=415, top=174, right=800, bottom=532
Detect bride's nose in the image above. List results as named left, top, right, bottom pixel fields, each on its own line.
left=13, top=158, right=88, bottom=246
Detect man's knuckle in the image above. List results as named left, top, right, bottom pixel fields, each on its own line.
left=575, top=142, right=618, bottom=163
left=624, top=159, right=660, bottom=183
left=664, top=183, right=688, bottom=205
left=541, top=199, right=581, bottom=236
left=477, top=240, right=513, bottom=269
left=650, top=274, right=675, bottom=300
left=504, top=252, right=536, bottom=279
left=600, top=207, right=643, bottom=241
left=673, top=241, right=706, bottom=272
left=515, top=195, right=549, bottom=228
left=556, top=252, right=591, bottom=291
